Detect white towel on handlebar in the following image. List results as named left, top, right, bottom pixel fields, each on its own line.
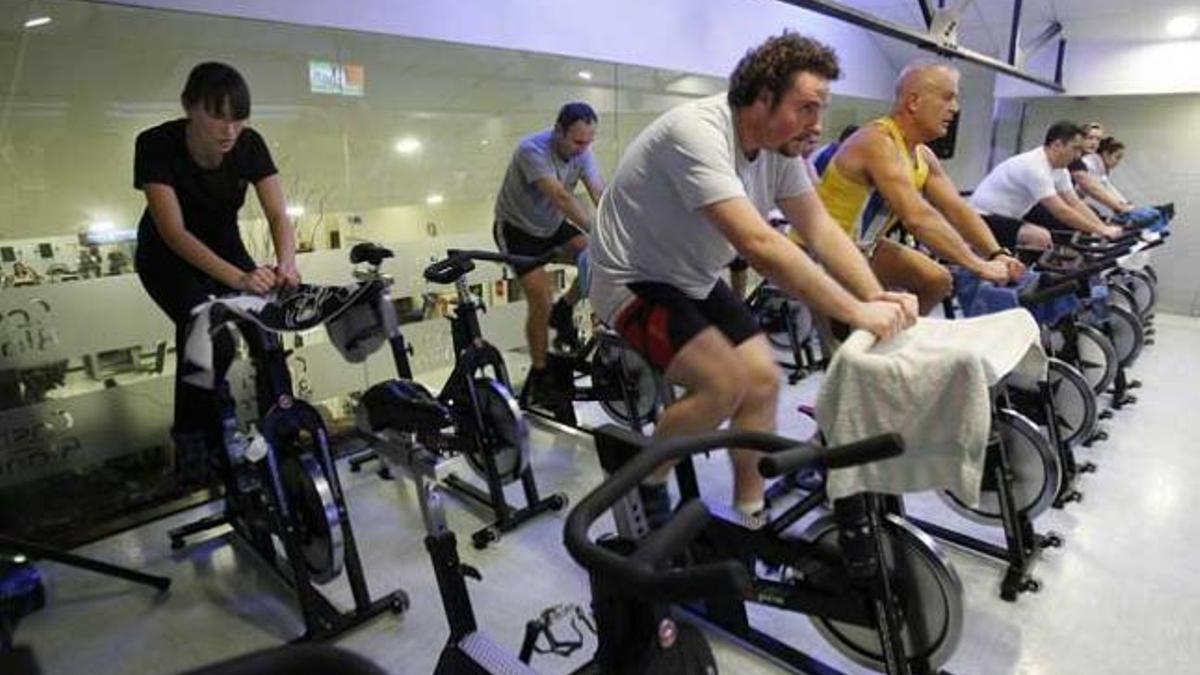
left=817, top=310, right=1047, bottom=504
left=1117, top=235, right=1158, bottom=271
left=181, top=295, right=273, bottom=390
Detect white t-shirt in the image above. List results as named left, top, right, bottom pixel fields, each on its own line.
left=1075, top=152, right=1129, bottom=211
left=588, top=94, right=813, bottom=323
left=969, top=146, right=1073, bottom=219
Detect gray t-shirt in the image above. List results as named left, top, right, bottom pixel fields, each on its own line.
left=589, top=94, right=814, bottom=323
left=493, top=129, right=602, bottom=237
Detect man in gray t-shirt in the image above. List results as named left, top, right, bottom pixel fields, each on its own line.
left=590, top=33, right=917, bottom=522
left=493, top=102, right=605, bottom=406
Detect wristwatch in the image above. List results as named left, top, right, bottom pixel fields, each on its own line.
left=986, top=247, right=1013, bottom=261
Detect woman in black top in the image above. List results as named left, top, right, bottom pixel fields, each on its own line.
left=134, top=62, right=299, bottom=482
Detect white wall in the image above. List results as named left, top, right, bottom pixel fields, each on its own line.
left=1016, top=95, right=1200, bottom=315
left=99, top=0, right=899, bottom=100
left=996, top=39, right=1200, bottom=99
left=940, top=63, right=997, bottom=189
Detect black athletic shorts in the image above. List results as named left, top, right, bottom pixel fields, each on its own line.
left=1023, top=204, right=1071, bottom=233
left=613, top=280, right=761, bottom=372
left=493, top=219, right=585, bottom=276
left=981, top=213, right=1024, bottom=250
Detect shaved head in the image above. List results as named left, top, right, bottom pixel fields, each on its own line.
left=891, top=59, right=961, bottom=143
left=894, top=60, right=960, bottom=102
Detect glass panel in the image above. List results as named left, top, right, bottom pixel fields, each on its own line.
left=0, top=0, right=889, bottom=544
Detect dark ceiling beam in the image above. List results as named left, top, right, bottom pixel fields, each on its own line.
left=774, top=0, right=1066, bottom=93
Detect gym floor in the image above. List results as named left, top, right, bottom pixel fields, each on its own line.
left=14, top=314, right=1200, bottom=674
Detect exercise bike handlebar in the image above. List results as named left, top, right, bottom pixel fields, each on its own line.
left=564, top=429, right=904, bottom=604
left=757, top=432, right=905, bottom=478
left=1019, top=235, right=1166, bottom=306
left=422, top=248, right=560, bottom=285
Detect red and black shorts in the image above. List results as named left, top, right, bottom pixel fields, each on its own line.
left=613, top=280, right=761, bottom=372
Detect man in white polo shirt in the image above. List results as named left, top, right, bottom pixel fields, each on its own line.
left=590, top=32, right=917, bottom=523
left=971, top=121, right=1121, bottom=249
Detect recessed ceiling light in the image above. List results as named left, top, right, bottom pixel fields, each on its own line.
left=24, top=17, right=51, bottom=28
left=87, top=221, right=114, bottom=233
left=286, top=205, right=306, bottom=218
left=1167, top=15, right=1198, bottom=37
left=426, top=193, right=444, bottom=206
left=394, top=137, right=421, bottom=154
left=577, top=70, right=593, bottom=81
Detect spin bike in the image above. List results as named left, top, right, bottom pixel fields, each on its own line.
left=346, top=246, right=567, bottom=549
left=522, top=325, right=666, bottom=433
left=517, top=252, right=666, bottom=434
left=165, top=283, right=409, bottom=642
left=590, top=425, right=962, bottom=674
left=746, top=280, right=822, bottom=384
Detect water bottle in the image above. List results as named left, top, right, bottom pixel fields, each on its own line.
left=245, top=430, right=270, bottom=464
left=222, top=413, right=248, bottom=464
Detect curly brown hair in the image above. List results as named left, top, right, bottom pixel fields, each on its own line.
left=728, top=32, right=841, bottom=109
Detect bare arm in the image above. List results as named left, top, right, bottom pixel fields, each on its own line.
left=1041, top=192, right=1118, bottom=237
left=775, top=191, right=882, bottom=300
left=535, top=177, right=594, bottom=232
left=921, top=149, right=1003, bottom=254
left=584, top=175, right=605, bottom=207
left=859, top=136, right=991, bottom=275
left=254, top=174, right=297, bottom=269
left=704, top=196, right=917, bottom=339
left=1071, top=170, right=1131, bottom=214
left=143, top=183, right=250, bottom=288
left=704, top=197, right=871, bottom=325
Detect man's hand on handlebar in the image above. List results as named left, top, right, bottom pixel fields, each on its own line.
left=973, top=258, right=1011, bottom=286
left=853, top=295, right=916, bottom=341
left=873, top=290, right=919, bottom=326
left=1100, top=224, right=1124, bottom=240
left=995, top=254, right=1026, bottom=283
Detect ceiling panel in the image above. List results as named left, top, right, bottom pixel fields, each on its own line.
left=835, top=0, right=1200, bottom=45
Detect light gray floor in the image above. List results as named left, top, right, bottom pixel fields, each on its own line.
left=14, top=314, right=1200, bottom=674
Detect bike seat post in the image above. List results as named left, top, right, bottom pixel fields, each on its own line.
left=451, top=275, right=486, bottom=347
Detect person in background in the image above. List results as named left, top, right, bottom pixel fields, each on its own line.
left=493, top=103, right=605, bottom=407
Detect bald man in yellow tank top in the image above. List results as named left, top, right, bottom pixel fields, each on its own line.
left=797, top=61, right=1025, bottom=314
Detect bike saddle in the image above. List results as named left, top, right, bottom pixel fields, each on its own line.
left=424, top=254, right=474, bottom=284
left=359, top=380, right=452, bottom=434
left=350, top=243, right=394, bottom=266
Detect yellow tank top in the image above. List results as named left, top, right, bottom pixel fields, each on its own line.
left=805, top=116, right=929, bottom=247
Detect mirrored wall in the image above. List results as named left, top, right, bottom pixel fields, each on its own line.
left=0, top=0, right=890, bottom=544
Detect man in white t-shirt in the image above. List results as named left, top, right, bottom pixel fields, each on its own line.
left=970, top=121, right=1121, bottom=248
left=590, top=33, right=917, bottom=522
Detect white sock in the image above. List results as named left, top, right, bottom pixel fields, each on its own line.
left=735, top=498, right=765, bottom=517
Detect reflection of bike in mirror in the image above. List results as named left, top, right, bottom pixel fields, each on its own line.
left=746, top=279, right=822, bottom=384
left=345, top=245, right=567, bottom=550
left=521, top=324, right=667, bottom=434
